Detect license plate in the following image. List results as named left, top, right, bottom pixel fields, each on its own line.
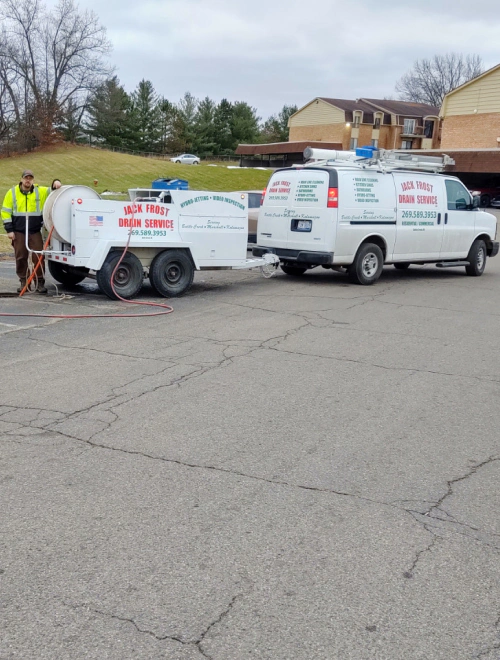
left=297, top=220, right=311, bottom=230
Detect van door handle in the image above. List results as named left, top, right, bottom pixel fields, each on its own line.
left=437, top=213, right=441, bottom=225
left=444, top=213, right=448, bottom=225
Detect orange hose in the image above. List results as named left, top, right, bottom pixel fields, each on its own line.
left=19, top=227, right=54, bottom=297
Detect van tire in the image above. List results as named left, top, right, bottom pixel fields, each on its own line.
left=348, top=243, right=384, bottom=285
left=281, top=264, right=307, bottom=276
left=465, top=239, right=486, bottom=276
left=150, top=249, right=194, bottom=297
left=96, top=251, right=144, bottom=300
left=394, top=262, right=410, bottom=270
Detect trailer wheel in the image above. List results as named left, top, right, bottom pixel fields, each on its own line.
left=348, top=243, right=384, bottom=285
left=465, top=239, right=486, bottom=276
left=48, top=260, right=87, bottom=286
left=281, top=264, right=307, bottom=276
left=96, top=251, right=144, bottom=300
left=480, top=194, right=490, bottom=208
left=150, top=250, right=194, bottom=297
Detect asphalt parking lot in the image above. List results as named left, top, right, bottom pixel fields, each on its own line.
left=1, top=238, right=500, bottom=659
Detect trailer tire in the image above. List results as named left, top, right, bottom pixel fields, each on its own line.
left=150, top=250, right=194, bottom=297
left=348, top=243, right=384, bottom=285
left=96, top=251, right=144, bottom=300
left=281, top=264, right=307, bottom=276
left=465, top=239, right=486, bottom=276
left=48, top=260, right=87, bottom=286
left=480, top=194, right=490, bottom=208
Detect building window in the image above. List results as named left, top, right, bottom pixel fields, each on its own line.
left=353, top=113, right=361, bottom=128
left=373, top=116, right=381, bottom=129
left=424, top=120, right=434, bottom=139
left=350, top=138, right=358, bottom=150
left=403, top=119, right=416, bottom=135
left=401, top=140, right=412, bottom=149
left=371, top=139, right=378, bottom=148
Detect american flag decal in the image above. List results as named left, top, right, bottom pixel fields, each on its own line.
left=89, top=215, right=103, bottom=226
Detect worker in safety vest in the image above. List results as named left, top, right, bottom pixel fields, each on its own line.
left=2, top=170, right=51, bottom=293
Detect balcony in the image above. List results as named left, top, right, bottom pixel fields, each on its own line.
left=400, top=123, right=424, bottom=138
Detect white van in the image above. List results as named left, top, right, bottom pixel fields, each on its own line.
left=252, top=148, right=499, bottom=285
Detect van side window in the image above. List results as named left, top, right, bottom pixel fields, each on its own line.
left=445, top=180, right=471, bottom=211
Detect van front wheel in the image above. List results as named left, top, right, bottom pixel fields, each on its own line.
left=465, top=239, right=486, bottom=276
left=348, top=243, right=384, bottom=285
left=281, top=264, right=307, bottom=276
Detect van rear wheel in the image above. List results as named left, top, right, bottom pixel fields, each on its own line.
left=465, top=239, right=486, bottom=276
left=281, top=264, right=307, bottom=276
left=348, top=243, right=384, bottom=285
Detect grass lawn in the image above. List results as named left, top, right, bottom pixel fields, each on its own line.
left=0, top=143, right=271, bottom=198
left=0, top=143, right=273, bottom=253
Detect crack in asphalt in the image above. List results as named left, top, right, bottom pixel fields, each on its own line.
left=68, top=594, right=241, bottom=657
left=265, top=345, right=500, bottom=382
left=425, top=455, right=500, bottom=518
left=3, top=394, right=500, bottom=562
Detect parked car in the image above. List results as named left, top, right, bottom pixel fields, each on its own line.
left=235, top=190, right=262, bottom=243
left=490, top=195, right=500, bottom=208
left=467, top=185, right=500, bottom=207
left=170, top=154, right=200, bottom=165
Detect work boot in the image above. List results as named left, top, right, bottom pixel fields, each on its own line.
left=16, top=280, right=27, bottom=293
left=35, top=283, right=48, bottom=294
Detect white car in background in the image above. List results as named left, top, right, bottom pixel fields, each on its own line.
left=170, top=154, right=200, bottom=165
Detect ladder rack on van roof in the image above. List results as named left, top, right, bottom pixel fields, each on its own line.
left=302, top=146, right=455, bottom=174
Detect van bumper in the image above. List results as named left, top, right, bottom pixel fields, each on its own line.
left=252, top=246, right=334, bottom=265
left=489, top=241, right=499, bottom=257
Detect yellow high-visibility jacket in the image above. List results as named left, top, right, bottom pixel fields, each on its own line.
left=2, top=184, right=50, bottom=234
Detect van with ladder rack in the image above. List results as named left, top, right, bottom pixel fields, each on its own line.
left=252, top=146, right=499, bottom=285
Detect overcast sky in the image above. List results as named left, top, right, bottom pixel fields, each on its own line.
left=66, top=0, right=500, bottom=120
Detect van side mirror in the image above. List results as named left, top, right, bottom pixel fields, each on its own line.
left=472, top=194, right=480, bottom=209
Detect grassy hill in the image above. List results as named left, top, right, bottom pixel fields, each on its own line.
left=0, top=143, right=272, bottom=250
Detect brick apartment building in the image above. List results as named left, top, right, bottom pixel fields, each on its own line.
left=288, top=98, right=441, bottom=151
left=440, top=63, right=500, bottom=149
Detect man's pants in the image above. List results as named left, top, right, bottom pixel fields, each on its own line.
left=12, top=232, right=45, bottom=284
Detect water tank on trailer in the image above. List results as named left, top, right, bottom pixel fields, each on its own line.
left=43, top=185, right=101, bottom=243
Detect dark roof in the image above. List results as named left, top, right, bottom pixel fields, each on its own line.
left=235, top=141, right=342, bottom=155
left=319, top=98, right=380, bottom=123
left=319, top=98, right=377, bottom=114
left=361, top=98, right=440, bottom=117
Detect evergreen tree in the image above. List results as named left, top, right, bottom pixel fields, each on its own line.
left=260, top=104, right=298, bottom=143
left=129, top=79, right=162, bottom=152
left=175, top=92, right=198, bottom=151
left=193, top=96, right=217, bottom=156
left=230, top=102, right=261, bottom=149
left=157, top=98, right=178, bottom=153
left=58, top=98, right=86, bottom=144
left=213, top=98, right=233, bottom=154
left=85, top=76, right=133, bottom=148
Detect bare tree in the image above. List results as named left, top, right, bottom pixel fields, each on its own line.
left=0, top=0, right=112, bottom=149
left=396, top=54, right=484, bottom=107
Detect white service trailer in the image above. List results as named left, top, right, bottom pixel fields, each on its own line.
left=42, top=185, right=278, bottom=299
